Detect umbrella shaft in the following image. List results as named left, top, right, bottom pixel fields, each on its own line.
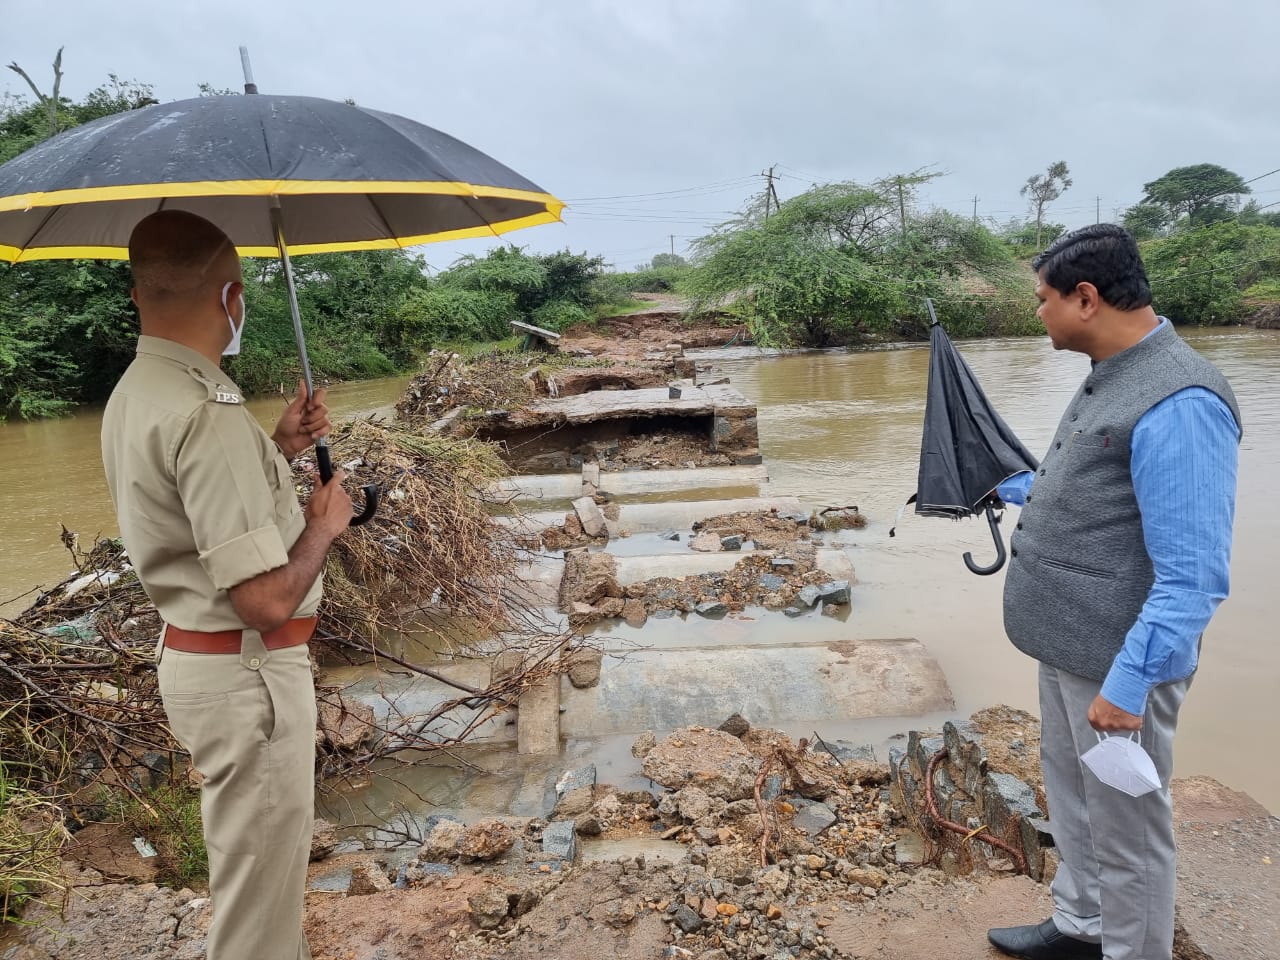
left=268, top=198, right=331, bottom=477
left=269, top=199, right=315, bottom=399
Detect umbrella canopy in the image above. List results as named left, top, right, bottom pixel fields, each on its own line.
left=0, top=85, right=564, bottom=527
left=0, top=93, right=563, bottom=262
left=893, top=300, right=1038, bottom=575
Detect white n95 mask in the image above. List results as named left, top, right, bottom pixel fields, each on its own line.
left=1081, top=732, right=1162, bottom=797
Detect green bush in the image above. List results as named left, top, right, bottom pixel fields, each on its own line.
left=1144, top=221, right=1280, bottom=324
left=391, top=286, right=520, bottom=349
left=683, top=181, right=1033, bottom=345
left=530, top=300, right=592, bottom=331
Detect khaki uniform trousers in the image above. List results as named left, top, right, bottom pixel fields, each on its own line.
left=157, top=629, right=316, bottom=960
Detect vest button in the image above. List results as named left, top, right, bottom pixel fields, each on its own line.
left=1011, top=547, right=1019, bottom=557
left=1016, top=522, right=1023, bottom=530
left=1085, top=386, right=1094, bottom=395
left=1071, top=414, right=1078, bottom=422
left=1055, top=441, right=1062, bottom=449
left=1025, top=494, right=1032, bottom=503
left=1038, top=469, right=1046, bottom=476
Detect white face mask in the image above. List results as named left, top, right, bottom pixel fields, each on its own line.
left=221, top=281, right=247, bottom=356
left=1080, top=732, right=1162, bottom=797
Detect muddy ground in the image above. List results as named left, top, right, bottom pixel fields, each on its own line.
left=560, top=294, right=747, bottom=361
left=5, top=709, right=1274, bottom=960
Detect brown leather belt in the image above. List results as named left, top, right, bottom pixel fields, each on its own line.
left=163, top=616, right=317, bottom=654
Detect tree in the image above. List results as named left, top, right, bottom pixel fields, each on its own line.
left=650, top=253, right=687, bottom=269
left=1142, top=164, right=1250, bottom=225
left=998, top=218, right=1066, bottom=255
left=1020, top=161, right=1073, bottom=249
left=1238, top=200, right=1280, bottom=229
left=684, top=178, right=1036, bottom=346
left=5, top=47, right=63, bottom=139
left=1122, top=201, right=1173, bottom=240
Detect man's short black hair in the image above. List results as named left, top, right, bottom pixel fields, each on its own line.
left=1031, top=224, right=1152, bottom=310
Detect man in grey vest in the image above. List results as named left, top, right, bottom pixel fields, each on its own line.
left=987, top=225, right=1241, bottom=960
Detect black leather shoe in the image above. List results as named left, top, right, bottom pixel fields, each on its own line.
left=987, top=919, right=1102, bottom=959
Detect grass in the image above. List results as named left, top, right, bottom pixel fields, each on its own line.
left=429, top=336, right=522, bottom=358
left=105, top=784, right=207, bottom=890
left=1242, top=277, right=1280, bottom=303
left=0, top=758, right=68, bottom=922
left=593, top=298, right=658, bottom=319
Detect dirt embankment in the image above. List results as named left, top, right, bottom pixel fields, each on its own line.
left=559, top=295, right=748, bottom=361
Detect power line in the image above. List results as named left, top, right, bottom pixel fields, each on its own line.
left=564, top=176, right=757, bottom=204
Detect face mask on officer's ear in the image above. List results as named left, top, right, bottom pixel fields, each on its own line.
left=221, top=281, right=247, bottom=356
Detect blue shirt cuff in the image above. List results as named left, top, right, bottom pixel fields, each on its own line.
left=996, top=471, right=1034, bottom=506
left=1100, top=663, right=1151, bottom=717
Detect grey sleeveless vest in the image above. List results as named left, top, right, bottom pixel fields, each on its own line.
left=1003, top=321, right=1241, bottom=680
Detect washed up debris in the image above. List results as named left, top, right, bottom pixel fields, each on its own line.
left=810, top=505, right=867, bottom=531
left=296, top=420, right=531, bottom=645
left=624, top=552, right=838, bottom=621
left=2, top=419, right=588, bottom=809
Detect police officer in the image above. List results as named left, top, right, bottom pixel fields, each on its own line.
left=102, top=210, right=353, bottom=960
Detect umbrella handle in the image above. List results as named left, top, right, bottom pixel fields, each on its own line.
left=963, top=503, right=1007, bottom=576
left=316, top=443, right=379, bottom=527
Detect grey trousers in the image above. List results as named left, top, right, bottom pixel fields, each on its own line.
left=1039, top=663, right=1188, bottom=960
left=158, top=631, right=316, bottom=960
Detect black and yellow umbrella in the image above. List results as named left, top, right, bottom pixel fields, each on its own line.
left=0, top=60, right=564, bottom=523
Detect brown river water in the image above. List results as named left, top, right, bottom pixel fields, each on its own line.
left=2, top=329, right=1277, bottom=810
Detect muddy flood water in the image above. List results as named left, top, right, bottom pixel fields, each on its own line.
left=3, top=329, right=1277, bottom=813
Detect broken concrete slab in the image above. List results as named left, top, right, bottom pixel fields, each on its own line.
left=473, top=384, right=761, bottom=470
left=512, top=547, right=855, bottom=608
left=793, top=802, right=837, bottom=836
left=556, top=765, right=597, bottom=797
left=501, top=385, right=751, bottom=430
left=572, top=496, right=608, bottom=538
left=819, top=580, right=852, bottom=605
left=518, top=673, right=561, bottom=756
left=758, top=573, right=787, bottom=592
left=501, top=495, right=802, bottom=538
left=487, top=465, right=770, bottom=502
left=616, top=548, right=852, bottom=587
left=796, top=585, right=822, bottom=609
left=559, top=638, right=954, bottom=737
left=541, top=820, right=578, bottom=861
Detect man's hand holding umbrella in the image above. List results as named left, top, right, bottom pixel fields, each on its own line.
left=273, top=379, right=332, bottom=463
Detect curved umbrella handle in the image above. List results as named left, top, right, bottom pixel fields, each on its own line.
left=963, top=502, right=1007, bottom=576
left=316, top=444, right=379, bottom=527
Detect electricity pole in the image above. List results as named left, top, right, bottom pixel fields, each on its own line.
left=761, top=165, right=780, bottom=220
left=895, top=177, right=907, bottom=237
left=972, top=195, right=979, bottom=225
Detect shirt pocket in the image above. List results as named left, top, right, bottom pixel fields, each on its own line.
left=268, top=449, right=304, bottom=519
left=1070, top=432, right=1111, bottom=450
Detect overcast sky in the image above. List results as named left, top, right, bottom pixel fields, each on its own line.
left=4, top=0, right=1278, bottom=270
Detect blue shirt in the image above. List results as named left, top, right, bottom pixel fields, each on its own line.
left=996, top=321, right=1240, bottom=715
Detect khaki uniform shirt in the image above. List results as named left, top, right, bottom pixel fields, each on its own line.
left=101, top=336, right=322, bottom=631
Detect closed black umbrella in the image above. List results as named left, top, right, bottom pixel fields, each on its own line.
left=0, top=54, right=564, bottom=525
left=891, top=299, right=1039, bottom=575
